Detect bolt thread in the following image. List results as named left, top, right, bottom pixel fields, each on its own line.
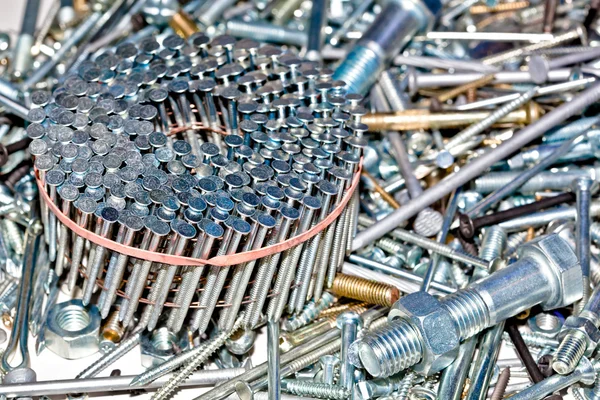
left=543, top=117, right=600, bottom=143
left=285, top=381, right=349, bottom=399
left=283, top=292, right=336, bottom=331
left=553, top=332, right=588, bottom=374
left=331, top=273, right=400, bottom=307
left=395, top=371, right=416, bottom=400
left=504, top=232, right=528, bottom=258
left=102, top=311, right=124, bottom=343
left=442, top=288, right=491, bottom=341
left=377, top=237, right=407, bottom=257
left=490, top=368, right=510, bottom=400
left=333, top=45, right=382, bottom=95
left=479, top=226, right=507, bottom=262
left=76, top=330, right=141, bottom=379
left=359, top=319, right=423, bottom=377
left=152, top=320, right=242, bottom=400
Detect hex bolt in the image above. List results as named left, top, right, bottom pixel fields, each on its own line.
left=66, top=197, right=98, bottom=291
left=388, top=131, right=442, bottom=237
left=357, top=234, right=582, bottom=377
left=97, top=215, right=145, bottom=318
left=553, top=283, right=600, bottom=375
left=337, top=311, right=362, bottom=394
left=330, top=273, right=400, bottom=307
left=509, top=357, right=597, bottom=400
left=81, top=207, right=120, bottom=306
left=332, top=0, right=439, bottom=94
left=458, top=192, right=574, bottom=240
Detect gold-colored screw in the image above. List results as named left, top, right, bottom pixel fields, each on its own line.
left=318, top=302, right=369, bottom=318
left=169, top=10, right=200, bottom=39
left=331, top=273, right=400, bottom=307
left=470, top=1, right=529, bottom=14
left=362, top=102, right=542, bottom=131
left=102, top=310, right=125, bottom=343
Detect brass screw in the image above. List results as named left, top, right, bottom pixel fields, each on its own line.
left=362, top=103, right=542, bottom=131
left=169, top=10, right=200, bottom=39
left=101, top=310, right=125, bottom=343
left=470, top=1, right=529, bottom=14
left=331, top=273, right=400, bottom=307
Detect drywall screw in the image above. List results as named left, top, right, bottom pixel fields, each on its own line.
left=553, top=283, right=600, bottom=375
left=267, top=196, right=321, bottom=323
left=151, top=318, right=243, bottom=400
left=363, top=103, right=541, bottom=132
left=81, top=207, right=119, bottom=306
left=77, top=330, right=142, bottom=379
left=0, top=368, right=246, bottom=397
left=282, top=380, right=349, bottom=399
left=357, top=234, right=581, bottom=377
left=66, top=198, right=98, bottom=291
left=244, top=206, right=298, bottom=329
left=510, top=357, right=597, bottom=400
left=330, top=273, right=400, bottom=307
left=97, top=215, right=145, bottom=318
left=358, top=215, right=489, bottom=269
left=268, top=320, right=280, bottom=400
left=283, top=292, right=336, bottom=332
left=218, top=213, right=276, bottom=332
left=458, top=192, right=574, bottom=239
left=192, top=218, right=250, bottom=335
left=489, top=368, right=510, bottom=400
left=337, top=311, right=362, bottom=394
left=119, top=218, right=171, bottom=326
left=388, top=131, right=442, bottom=237
left=573, top=176, right=595, bottom=316
left=332, top=0, right=439, bottom=94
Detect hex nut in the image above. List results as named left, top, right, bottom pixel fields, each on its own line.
left=140, top=327, right=181, bottom=368
left=388, top=291, right=460, bottom=375
left=518, top=234, right=582, bottom=310
left=45, top=300, right=101, bottom=360
left=558, top=315, right=600, bottom=355
left=528, top=313, right=562, bottom=338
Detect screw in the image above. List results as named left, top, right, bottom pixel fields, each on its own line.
left=330, top=273, right=400, bottom=307
left=319, top=355, right=339, bottom=385
left=337, top=311, right=362, bottom=394
left=282, top=380, right=349, bottom=399
left=283, top=292, right=336, bottom=332
left=489, top=368, right=511, bottom=400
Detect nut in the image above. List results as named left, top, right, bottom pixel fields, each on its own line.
left=140, top=327, right=181, bottom=368
left=558, top=315, right=600, bottom=355
left=518, top=234, right=582, bottom=310
left=388, top=291, right=460, bottom=375
left=528, top=313, right=562, bottom=338
left=45, top=300, right=100, bottom=360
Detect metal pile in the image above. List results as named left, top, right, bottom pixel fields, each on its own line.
left=0, top=0, right=599, bottom=399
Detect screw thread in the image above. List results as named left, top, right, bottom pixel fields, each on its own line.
left=1, top=220, right=23, bottom=255
left=591, top=223, right=600, bottom=245
left=102, top=310, right=124, bottom=343
left=333, top=45, right=382, bottom=95
left=315, top=221, right=336, bottom=296
left=395, top=371, right=416, bottom=400
left=442, top=288, right=491, bottom=341
left=553, top=331, right=588, bottom=375
left=377, top=237, right=407, bottom=258
left=504, top=232, right=528, bottom=258
left=592, top=377, right=600, bottom=400
left=152, top=320, right=241, bottom=400
left=479, top=226, right=507, bottom=262
left=76, top=331, right=141, bottom=379
left=285, top=381, right=349, bottom=399
left=490, top=368, right=510, bottom=400
left=331, top=273, right=400, bottom=307
left=225, top=20, right=306, bottom=47
left=502, top=331, right=559, bottom=348
left=359, top=319, right=423, bottom=377
left=473, top=170, right=593, bottom=194
left=283, top=292, right=335, bottom=331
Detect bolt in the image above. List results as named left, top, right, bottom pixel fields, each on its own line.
left=358, top=234, right=581, bottom=377
left=332, top=0, right=440, bottom=94
left=331, top=273, right=400, bottom=307
left=337, top=311, right=362, bottom=394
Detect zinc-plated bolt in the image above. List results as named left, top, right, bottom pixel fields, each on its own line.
left=358, top=234, right=581, bottom=377
left=331, top=273, right=400, bottom=307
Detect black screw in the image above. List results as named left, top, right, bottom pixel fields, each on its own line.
left=458, top=192, right=575, bottom=239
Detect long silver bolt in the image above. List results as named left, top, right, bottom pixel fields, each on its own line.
left=191, top=218, right=250, bottom=334
left=81, top=207, right=119, bottom=306
left=166, top=220, right=224, bottom=333
left=338, top=311, right=362, bottom=394
left=244, top=206, right=299, bottom=329
left=66, top=197, right=98, bottom=291
left=358, top=234, right=582, bottom=377
left=218, top=213, right=276, bottom=332
left=119, top=218, right=171, bottom=326
left=267, top=196, right=321, bottom=323
left=573, top=176, right=595, bottom=316
left=97, top=215, right=144, bottom=318
left=388, top=131, right=443, bottom=237
left=54, top=184, right=79, bottom=276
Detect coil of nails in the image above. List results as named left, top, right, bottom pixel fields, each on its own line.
left=2, top=0, right=600, bottom=398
